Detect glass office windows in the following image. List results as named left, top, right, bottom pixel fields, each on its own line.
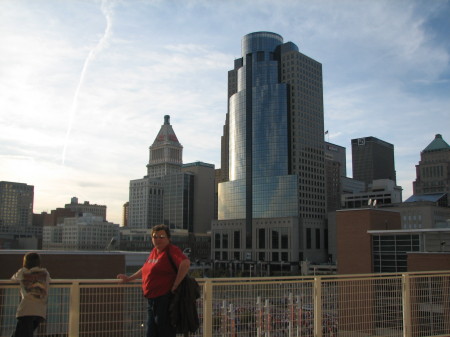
left=229, top=92, right=247, bottom=181
left=252, top=176, right=298, bottom=218
left=218, top=180, right=246, bottom=220
left=372, top=234, right=421, bottom=273
left=241, top=32, right=283, bottom=56
left=252, top=84, right=289, bottom=178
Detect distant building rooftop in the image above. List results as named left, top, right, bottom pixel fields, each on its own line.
left=404, top=193, right=446, bottom=203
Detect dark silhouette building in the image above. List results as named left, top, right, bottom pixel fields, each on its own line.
left=351, top=136, right=396, bottom=187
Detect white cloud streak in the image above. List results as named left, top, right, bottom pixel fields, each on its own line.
left=62, top=0, right=114, bottom=165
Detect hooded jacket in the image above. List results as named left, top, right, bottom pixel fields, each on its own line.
left=11, top=267, right=51, bottom=318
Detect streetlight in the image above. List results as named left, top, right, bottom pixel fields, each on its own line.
left=249, top=264, right=254, bottom=277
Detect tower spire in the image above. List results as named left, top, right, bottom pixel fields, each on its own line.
left=146, top=115, right=183, bottom=178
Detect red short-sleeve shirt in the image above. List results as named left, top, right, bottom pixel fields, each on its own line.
left=141, top=244, right=187, bottom=298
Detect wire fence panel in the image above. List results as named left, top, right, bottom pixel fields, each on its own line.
left=1, top=272, right=450, bottom=337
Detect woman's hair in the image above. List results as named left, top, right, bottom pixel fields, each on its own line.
left=23, top=252, right=41, bottom=269
left=151, top=224, right=171, bottom=238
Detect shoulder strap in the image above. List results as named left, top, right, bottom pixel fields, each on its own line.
left=166, top=245, right=178, bottom=273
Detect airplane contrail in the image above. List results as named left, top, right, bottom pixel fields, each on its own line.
left=62, top=0, right=113, bottom=165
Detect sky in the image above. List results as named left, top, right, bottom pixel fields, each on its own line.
left=1, top=0, right=449, bottom=225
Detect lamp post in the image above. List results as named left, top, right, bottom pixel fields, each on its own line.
left=249, top=264, right=254, bottom=277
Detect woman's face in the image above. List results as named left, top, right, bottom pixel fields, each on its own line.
left=152, top=230, right=170, bottom=251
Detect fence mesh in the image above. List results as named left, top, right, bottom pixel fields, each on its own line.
left=1, top=272, right=449, bottom=337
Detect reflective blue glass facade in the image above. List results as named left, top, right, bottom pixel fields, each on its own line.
left=220, top=32, right=298, bottom=221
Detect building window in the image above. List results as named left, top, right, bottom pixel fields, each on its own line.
left=316, top=228, right=321, bottom=249
left=272, top=252, right=279, bottom=262
left=222, top=234, right=228, bottom=249
left=215, top=233, right=220, bottom=249
left=272, top=230, right=279, bottom=249
left=234, top=231, right=240, bottom=249
left=306, top=228, right=311, bottom=249
left=281, top=232, right=288, bottom=249
left=259, top=228, right=265, bottom=249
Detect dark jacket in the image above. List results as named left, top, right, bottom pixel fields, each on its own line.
left=169, top=275, right=200, bottom=335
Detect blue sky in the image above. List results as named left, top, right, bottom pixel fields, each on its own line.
left=1, top=0, right=449, bottom=225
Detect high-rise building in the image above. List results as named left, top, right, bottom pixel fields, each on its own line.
left=413, top=134, right=450, bottom=205
left=128, top=115, right=183, bottom=229
left=0, top=181, right=34, bottom=227
left=213, top=32, right=327, bottom=268
left=128, top=116, right=215, bottom=235
left=325, top=142, right=346, bottom=212
left=351, top=136, right=396, bottom=186
left=182, top=162, right=215, bottom=234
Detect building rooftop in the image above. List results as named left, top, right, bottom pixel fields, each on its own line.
left=404, top=193, right=446, bottom=203
left=423, top=134, right=450, bottom=152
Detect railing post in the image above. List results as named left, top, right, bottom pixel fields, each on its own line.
left=203, top=279, right=213, bottom=336
left=68, top=281, right=80, bottom=337
left=314, top=277, right=322, bottom=337
left=288, top=292, right=294, bottom=337
left=256, top=296, right=262, bottom=337
left=402, top=274, right=412, bottom=337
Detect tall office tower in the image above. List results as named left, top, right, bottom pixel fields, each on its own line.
left=0, top=181, right=34, bottom=227
left=325, top=142, right=346, bottom=212
left=128, top=115, right=201, bottom=231
left=214, top=32, right=327, bottom=266
left=413, top=134, right=450, bottom=205
left=351, top=136, right=396, bottom=186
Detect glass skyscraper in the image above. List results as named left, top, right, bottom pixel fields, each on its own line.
left=215, top=32, right=327, bottom=265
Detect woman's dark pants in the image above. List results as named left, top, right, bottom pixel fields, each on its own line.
left=146, top=293, right=176, bottom=337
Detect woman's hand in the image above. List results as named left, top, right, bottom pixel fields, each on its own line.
left=117, top=274, right=129, bottom=283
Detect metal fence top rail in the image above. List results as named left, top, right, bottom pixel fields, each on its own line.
left=1, top=270, right=449, bottom=285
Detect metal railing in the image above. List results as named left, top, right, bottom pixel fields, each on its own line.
left=1, top=271, right=449, bottom=337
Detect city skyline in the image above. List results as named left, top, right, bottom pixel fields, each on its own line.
left=1, top=0, right=449, bottom=225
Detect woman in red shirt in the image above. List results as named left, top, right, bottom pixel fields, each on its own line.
left=117, top=224, right=190, bottom=337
